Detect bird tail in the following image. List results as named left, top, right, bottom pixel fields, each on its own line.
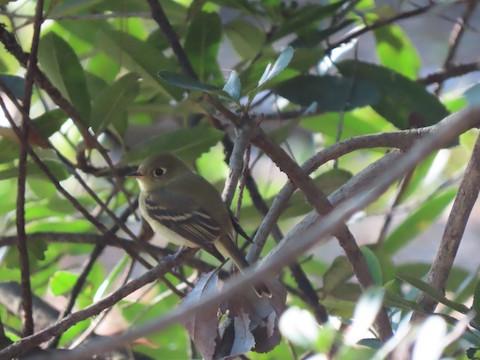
left=217, top=234, right=271, bottom=297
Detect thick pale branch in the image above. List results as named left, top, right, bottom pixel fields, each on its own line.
left=249, top=121, right=477, bottom=261
left=250, top=129, right=393, bottom=340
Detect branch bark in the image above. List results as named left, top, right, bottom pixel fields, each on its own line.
left=416, top=132, right=480, bottom=315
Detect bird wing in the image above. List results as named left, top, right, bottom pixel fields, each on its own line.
left=143, top=194, right=222, bottom=247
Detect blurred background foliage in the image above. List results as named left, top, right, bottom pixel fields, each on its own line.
left=1, top=0, right=480, bottom=359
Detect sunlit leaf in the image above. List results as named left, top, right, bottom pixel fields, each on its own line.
left=38, top=32, right=91, bottom=124
left=91, top=73, right=140, bottom=135
left=374, top=25, right=421, bottom=79
left=49, top=270, right=79, bottom=296
left=258, top=46, right=295, bottom=86
left=224, top=19, right=265, bottom=59
left=279, top=307, right=319, bottom=347
left=345, top=287, right=384, bottom=345
left=412, top=316, right=447, bottom=360
left=184, top=11, right=222, bottom=82
left=96, top=29, right=182, bottom=99
left=361, top=247, right=383, bottom=286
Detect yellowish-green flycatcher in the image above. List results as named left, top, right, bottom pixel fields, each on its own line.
left=129, top=152, right=269, bottom=296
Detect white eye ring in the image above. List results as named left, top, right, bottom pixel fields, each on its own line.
left=153, top=168, right=166, bottom=177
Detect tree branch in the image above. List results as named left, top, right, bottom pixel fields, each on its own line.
left=416, top=132, right=480, bottom=315
left=15, top=0, right=45, bottom=337
left=250, top=129, right=393, bottom=340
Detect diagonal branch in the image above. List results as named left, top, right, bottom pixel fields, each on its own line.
left=250, top=129, right=393, bottom=340
left=416, top=132, right=480, bottom=315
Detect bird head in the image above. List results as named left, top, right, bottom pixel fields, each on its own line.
left=127, top=153, right=190, bottom=192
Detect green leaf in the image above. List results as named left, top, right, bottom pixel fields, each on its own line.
left=0, top=160, right=69, bottom=181
left=91, top=73, right=140, bottom=135
left=223, top=70, right=241, bottom=101
left=301, top=108, right=394, bottom=143
left=121, top=124, right=223, bottom=164
left=374, top=25, right=421, bottom=80
left=271, top=2, right=345, bottom=41
left=258, top=46, right=295, bottom=86
left=398, top=274, right=469, bottom=314
left=158, top=71, right=219, bottom=92
left=0, top=139, right=20, bottom=163
left=464, top=83, right=480, bottom=106
left=50, top=0, right=104, bottom=16
left=32, top=109, right=68, bottom=138
left=49, top=270, right=79, bottom=296
left=94, top=255, right=130, bottom=302
left=360, top=247, right=383, bottom=286
left=96, top=29, right=181, bottom=99
left=224, top=19, right=265, bottom=59
left=275, top=75, right=379, bottom=111
left=38, top=32, right=91, bottom=124
left=384, top=187, right=457, bottom=255
left=0, top=74, right=25, bottom=100
left=337, top=61, right=449, bottom=129
left=323, top=256, right=353, bottom=294
left=184, top=11, right=222, bottom=82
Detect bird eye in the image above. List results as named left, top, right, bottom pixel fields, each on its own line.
left=153, top=168, right=166, bottom=177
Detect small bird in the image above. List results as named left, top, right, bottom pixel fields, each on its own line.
left=128, top=152, right=269, bottom=296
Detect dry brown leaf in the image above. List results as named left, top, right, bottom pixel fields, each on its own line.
left=180, top=270, right=221, bottom=360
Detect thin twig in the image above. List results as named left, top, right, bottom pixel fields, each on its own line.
left=15, top=0, right=44, bottom=337
left=418, top=61, right=480, bottom=85
left=0, top=251, right=190, bottom=358
left=0, top=233, right=219, bottom=274
left=325, top=3, right=435, bottom=53
left=146, top=0, right=197, bottom=79
left=435, top=0, right=477, bottom=95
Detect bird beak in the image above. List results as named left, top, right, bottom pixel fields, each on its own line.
left=126, top=170, right=144, bottom=179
